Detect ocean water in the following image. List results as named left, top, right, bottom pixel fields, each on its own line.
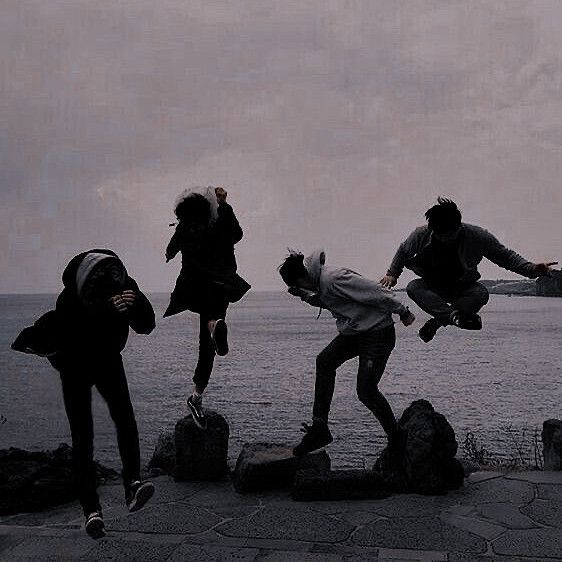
left=1, top=292, right=560, bottom=471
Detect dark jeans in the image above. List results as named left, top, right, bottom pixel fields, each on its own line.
left=313, top=324, right=397, bottom=438
left=193, top=299, right=229, bottom=391
left=406, top=279, right=489, bottom=325
left=59, top=356, right=140, bottom=515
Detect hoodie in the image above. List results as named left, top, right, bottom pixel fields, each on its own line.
left=300, top=250, right=408, bottom=335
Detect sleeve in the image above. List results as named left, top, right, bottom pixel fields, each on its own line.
left=291, top=288, right=323, bottom=307
left=165, top=226, right=182, bottom=261
left=215, top=202, right=243, bottom=244
left=387, top=228, right=423, bottom=279
left=126, top=278, right=156, bottom=335
left=332, top=271, right=407, bottom=315
left=480, top=229, right=536, bottom=278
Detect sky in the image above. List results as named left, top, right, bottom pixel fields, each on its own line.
left=2, top=0, right=561, bottom=293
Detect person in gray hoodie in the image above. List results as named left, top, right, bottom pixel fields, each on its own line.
left=279, top=250, right=415, bottom=456
left=381, top=198, right=557, bottom=342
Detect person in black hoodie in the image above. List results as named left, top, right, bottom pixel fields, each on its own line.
left=164, top=187, right=250, bottom=429
left=12, top=249, right=156, bottom=539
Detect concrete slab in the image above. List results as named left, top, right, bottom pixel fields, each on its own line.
left=167, top=543, right=260, bottom=561
left=466, top=471, right=506, bottom=485
left=439, top=511, right=505, bottom=540
left=492, top=527, right=562, bottom=558
left=0, top=535, right=94, bottom=561
left=0, top=503, right=79, bottom=528
left=449, top=476, right=534, bottom=505
left=521, top=498, right=562, bottom=528
left=537, top=483, right=562, bottom=503
left=107, top=502, right=222, bottom=534
left=257, top=553, right=343, bottom=562
left=142, top=477, right=207, bottom=504
left=478, top=501, right=541, bottom=529
left=376, top=547, right=447, bottom=561
left=216, top=506, right=354, bottom=543
left=80, top=536, right=178, bottom=561
left=504, top=471, right=562, bottom=485
left=363, top=494, right=454, bottom=518
left=352, top=516, right=486, bottom=554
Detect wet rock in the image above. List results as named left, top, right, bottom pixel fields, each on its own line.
left=0, top=443, right=117, bottom=515
left=542, top=419, right=562, bottom=471
left=292, top=468, right=390, bottom=501
left=233, top=442, right=330, bottom=493
left=175, top=411, right=229, bottom=481
left=147, top=431, right=176, bottom=475
left=374, top=399, right=465, bottom=495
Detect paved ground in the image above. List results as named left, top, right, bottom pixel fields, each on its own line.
left=0, top=470, right=561, bottom=561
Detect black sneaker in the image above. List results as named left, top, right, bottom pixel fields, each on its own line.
left=187, top=395, right=207, bottom=430
left=450, top=311, right=482, bottom=330
left=293, top=421, right=333, bottom=457
left=85, top=511, right=105, bottom=539
left=211, top=319, right=229, bottom=356
left=125, top=480, right=154, bottom=513
left=418, top=318, right=441, bottom=343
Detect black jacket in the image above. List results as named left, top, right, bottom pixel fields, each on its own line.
left=164, top=202, right=250, bottom=317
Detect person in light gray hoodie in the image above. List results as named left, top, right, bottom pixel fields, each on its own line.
left=279, top=249, right=415, bottom=457
left=380, top=198, right=557, bottom=342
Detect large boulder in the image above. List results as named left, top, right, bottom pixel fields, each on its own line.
left=147, top=431, right=176, bottom=475
left=175, top=411, right=229, bottom=481
left=0, top=443, right=117, bottom=515
left=292, top=468, right=390, bottom=501
left=233, top=442, right=330, bottom=493
left=374, top=399, right=464, bottom=495
left=542, top=419, right=562, bottom=470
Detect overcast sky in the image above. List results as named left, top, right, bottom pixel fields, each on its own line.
left=2, top=0, right=561, bottom=293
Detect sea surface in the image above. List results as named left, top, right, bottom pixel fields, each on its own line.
left=1, top=292, right=560, bottom=471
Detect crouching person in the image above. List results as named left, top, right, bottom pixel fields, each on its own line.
left=12, top=249, right=156, bottom=539
left=279, top=250, right=415, bottom=457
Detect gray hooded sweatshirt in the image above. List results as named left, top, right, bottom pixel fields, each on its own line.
left=299, top=250, right=408, bottom=335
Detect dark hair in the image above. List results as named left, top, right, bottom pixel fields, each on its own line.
left=278, top=251, right=307, bottom=286
left=175, top=193, right=211, bottom=223
left=425, top=197, right=462, bottom=233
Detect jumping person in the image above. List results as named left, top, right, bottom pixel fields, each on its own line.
left=12, top=249, right=156, bottom=539
left=279, top=250, right=415, bottom=456
left=380, top=197, right=557, bottom=342
left=164, top=186, right=250, bottom=429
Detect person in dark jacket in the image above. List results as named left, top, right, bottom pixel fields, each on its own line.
left=12, top=249, right=156, bottom=539
left=164, top=187, right=250, bottom=429
left=380, top=198, right=557, bottom=342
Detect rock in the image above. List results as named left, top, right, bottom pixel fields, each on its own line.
left=233, top=442, right=331, bottom=493
left=0, top=443, right=117, bottom=515
left=374, top=399, right=465, bottom=495
left=292, top=468, right=391, bottom=501
left=542, top=419, right=562, bottom=470
left=147, top=431, right=176, bottom=475
left=175, top=411, right=229, bottom=481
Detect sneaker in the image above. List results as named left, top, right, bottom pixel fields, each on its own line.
left=187, top=395, right=207, bottom=430
left=126, top=480, right=155, bottom=513
left=418, top=318, right=441, bottom=343
left=85, top=511, right=105, bottom=539
left=210, top=319, right=229, bottom=356
left=450, top=311, right=482, bottom=330
left=293, top=421, right=333, bottom=457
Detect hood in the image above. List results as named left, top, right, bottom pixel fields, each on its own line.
left=304, top=249, right=326, bottom=289
left=62, top=249, right=124, bottom=296
left=174, top=186, right=219, bottom=223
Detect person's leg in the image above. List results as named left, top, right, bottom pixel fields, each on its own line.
left=60, top=372, right=99, bottom=517
left=406, top=278, right=454, bottom=325
left=193, top=312, right=216, bottom=395
left=356, top=325, right=397, bottom=440
left=451, top=282, right=489, bottom=315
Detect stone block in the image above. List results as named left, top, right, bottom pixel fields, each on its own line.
left=175, top=412, right=229, bottom=481
left=233, top=442, right=330, bottom=493
left=147, top=431, right=176, bottom=475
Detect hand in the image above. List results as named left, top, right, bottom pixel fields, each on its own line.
left=380, top=274, right=397, bottom=288
left=121, top=290, right=137, bottom=308
left=533, top=261, right=558, bottom=277
left=110, top=294, right=129, bottom=314
left=400, top=308, right=415, bottom=326
left=215, top=187, right=228, bottom=204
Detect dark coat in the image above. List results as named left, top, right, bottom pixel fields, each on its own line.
left=12, top=249, right=156, bottom=368
left=164, top=202, right=250, bottom=317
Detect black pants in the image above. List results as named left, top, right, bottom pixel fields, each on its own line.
left=313, top=324, right=397, bottom=438
left=406, top=279, right=489, bottom=325
left=59, top=356, right=140, bottom=515
left=193, top=298, right=229, bottom=391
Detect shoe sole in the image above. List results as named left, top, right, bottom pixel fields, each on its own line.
left=128, top=482, right=155, bottom=513
left=211, top=319, right=229, bottom=356
left=187, top=401, right=207, bottom=430
left=293, top=436, right=333, bottom=457
left=85, top=517, right=106, bottom=539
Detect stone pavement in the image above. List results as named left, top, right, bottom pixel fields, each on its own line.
left=0, top=470, right=561, bottom=561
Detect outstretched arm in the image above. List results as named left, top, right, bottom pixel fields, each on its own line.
left=381, top=227, right=425, bottom=287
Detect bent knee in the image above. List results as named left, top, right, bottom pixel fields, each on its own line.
left=406, top=278, right=425, bottom=298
